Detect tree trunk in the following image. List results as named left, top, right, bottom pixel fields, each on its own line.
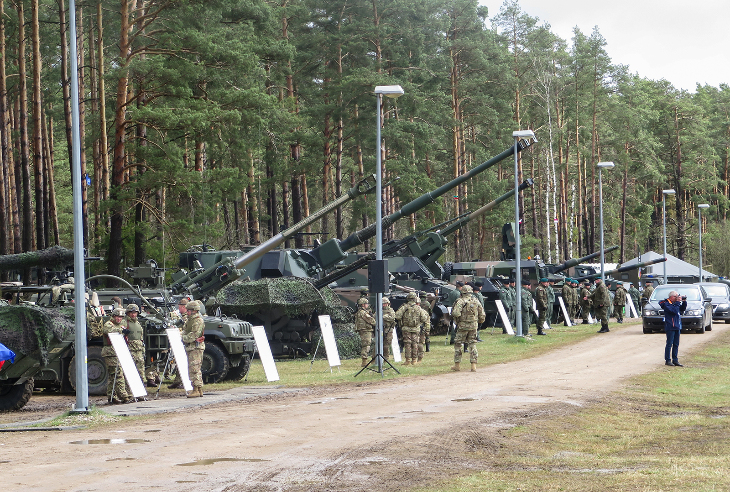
left=31, top=0, right=46, bottom=250
left=247, top=148, right=259, bottom=244
left=0, top=0, right=9, bottom=258
left=17, top=2, right=33, bottom=259
left=97, top=1, right=109, bottom=208
left=44, top=111, right=59, bottom=245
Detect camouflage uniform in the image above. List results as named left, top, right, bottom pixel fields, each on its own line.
left=125, top=304, right=146, bottom=384
left=641, top=283, right=655, bottom=309
left=498, top=280, right=512, bottom=332
left=418, top=294, right=434, bottom=361
left=520, top=282, right=533, bottom=335
left=102, top=310, right=130, bottom=403
left=395, top=293, right=430, bottom=365
left=355, top=298, right=376, bottom=366
left=546, top=280, right=556, bottom=328
left=591, top=280, right=612, bottom=333
left=580, top=283, right=593, bottom=323
left=182, top=301, right=206, bottom=396
left=613, top=285, right=627, bottom=322
left=562, top=281, right=574, bottom=324
left=534, top=280, right=549, bottom=335
left=86, top=304, right=104, bottom=339
left=628, top=284, right=641, bottom=316
left=451, top=285, right=485, bottom=371
left=508, top=281, right=517, bottom=328
left=167, top=301, right=189, bottom=388
left=382, top=299, right=397, bottom=360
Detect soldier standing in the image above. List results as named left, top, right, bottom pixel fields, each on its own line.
left=580, top=280, right=593, bottom=324
left=641, top=281, right=655, bottom=309
left=498, top=278, right=512, bottom=332
left=546, top=278, right=556, bottom=328
left=418, top=292, right=434, bottom=361
left=591, top=278, right=612, bottom=333
left=534, top=278, right=549, bottom=336
left=628, top=282, right=641, bottom=316
left=562, top=278, right=574, bottom=325
left=355, top=297, right=376, bottom=367
left=102, top=308, right=132, bottom=404
left=395, top=292, right=430, bottom=366
left=445, top=280, right=464, bottom=306
left=382, top=297, right=397, bottom=361
left=450, top=285, right=485, bottom=372
left=167, top=299, right=189, bottom=389
left=124, top=304, right=147, bottom=385
left=520, top=279, right=534, bottom=336
left=182, top=300, right=205, bottom=397
left=508, top=279, right=517, bottom=328
left=613, top=283, right=627, bottom=323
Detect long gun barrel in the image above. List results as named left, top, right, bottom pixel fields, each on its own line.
left=309, top=137, right=538, bottom=271
left=575, top=257, right=667, bottom=281
left=170, top=175, right=377, bottom=297
left=549, top=245, right=620, bottom=274
left=0, top=246, right=75, bottom=272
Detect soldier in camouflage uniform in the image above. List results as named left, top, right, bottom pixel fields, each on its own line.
left=124, top=304, right=146, bottom=385
left=520, top=279, right=534, bottom=336
left=572, top=280, right=581, bottom=320
left=498, top=278, right=512, bottom=332
left=641, top=281, right=655, bottom=309
left=591, top=278, right=612, bottom=333
left=628, top=282, right=641, bottom=317
left=417, top=292, right=434, bottom=362
left=102, top=308, right=132, bottom=404
left=168, top=298, right=190, bottom=389
left=182, top=300, right=206, bottom=397
left=508, top=279, right=517, bottom=328
left=580, top=280, right=593, bottom=324
left=613, top=283, right=627, bottom=323
left=534, top=278, right=549, bottom=336
left=445, top=280, right=464, bottom=306
left=561, top=278, right=574, bottom=325
left=355, top=297, right=376, bottom=367
left=546, top=278, right=556, bottom=328
left=395, top=292, right=430, bottom=366
left=450, top=285, right=486, bottom=372
left=382, top=297, right=397, bottom=361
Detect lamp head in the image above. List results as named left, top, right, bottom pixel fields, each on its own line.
left=662, top=189, right=676, bottom=195
left=374, top=85, right=404, bottom=98
left=698, top=204, right=710, bottom=209
left=597, top=161, right=615, bottom=169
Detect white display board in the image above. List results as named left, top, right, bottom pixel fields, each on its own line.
left=558, top=297, right=573, bottom=326
left=495, top=300, right=514, bottom=335
left=107, top=332, right=147, bottom=398
left=252, top=325, right=279, bottom=382
left=627, top=297, right=639, bottom=318
left=588, top=313, right=596, bottom=324
left=165, top=328, right=193, bottom=391
left=391, top=333, right=402, bottom=363
left=532, top=299, right=550, bottom=330
left=317, top=315, right=341, bottom=368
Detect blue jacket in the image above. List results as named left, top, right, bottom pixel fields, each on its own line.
left=659, top=298, right=687, bottom=332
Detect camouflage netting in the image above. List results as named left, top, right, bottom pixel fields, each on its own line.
left=0, top=245, right=75, bottom=272
left=0, top=302, right=75, bottom=366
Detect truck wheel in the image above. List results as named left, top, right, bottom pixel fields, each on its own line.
left=201, top=343, right=230, bottom=384
left=0, top=378, right=34, bottom=411
left=226, top=354, right=251, bottom=381
left=69, top=346, right=108, bottom=396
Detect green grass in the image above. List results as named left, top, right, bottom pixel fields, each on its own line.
left=412, top=327, right=730, bottom=492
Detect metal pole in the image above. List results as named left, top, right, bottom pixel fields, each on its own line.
left=663, top=195, right=667, bottom=284
left=513, top=137, right=522, bottom=337
left=599, top=167, right=605, bottom=282
left=69, top=0, right=89, bottom=413
left=698, top=207, right=703, bottom=282
left=375, top=94, right=383, bottom=375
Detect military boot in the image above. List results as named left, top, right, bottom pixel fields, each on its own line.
left=197, top=386, right=204, bottom=397
left=537, top=327, right=546, bottom=336
left=414, top=358, right=422, bottom=365
left=450, top=362, right=460, bottom=372
left=187, top=386, right=202, bottom=398
left=361, top=358, right=368, bottom=368
left=403, top=358, right=411, bottom=366
left=470, top=362, right=477, bottom=372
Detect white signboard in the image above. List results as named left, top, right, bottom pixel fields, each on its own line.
left=391, top=334, right=402, bottom=363
left=627, top=297, right=639, bottom=318
left=558, top=297, right=573, bottom=326
left=317, top=315, right=341, bottom=368
left=532, top=299, right=550, bottom=330
left=165, top=328, right=193, bottom=392
left=495, top=300, right=514, bottom=335
left=252, top=325, right=279, bottom=382
left=588, top=313, right=596, bottom=324
left=107, top=332, right=147, bottom=398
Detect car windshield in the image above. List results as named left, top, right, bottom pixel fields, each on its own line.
left=651, top=286, right=701, bottom=301
left=700, top=285, right=729, bottom=298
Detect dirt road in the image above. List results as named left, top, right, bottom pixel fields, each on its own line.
left=3, top=322, right=723, bottom=491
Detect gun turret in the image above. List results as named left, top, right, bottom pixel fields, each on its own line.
left=548, top=246, right=620, bottom=274
left=170, top=175, right=377, bottom=298
left=575, top=257, right=668, bottom=281
left=309, top=137, right=538, bottom=271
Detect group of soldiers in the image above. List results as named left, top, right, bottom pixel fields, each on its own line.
left=92, top=298, right=207, bottom=404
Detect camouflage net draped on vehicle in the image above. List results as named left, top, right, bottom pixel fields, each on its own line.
left=0, top=302, right=75, bottom=366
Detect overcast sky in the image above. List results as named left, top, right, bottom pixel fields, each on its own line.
left=479, top=0, right=729, bottom=92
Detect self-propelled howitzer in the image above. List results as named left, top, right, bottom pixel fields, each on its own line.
left=574, top=257, right=668, bottom=281
left=548, top=245, right=620, bottom=276
left=309, top=136, right=538, bottom=271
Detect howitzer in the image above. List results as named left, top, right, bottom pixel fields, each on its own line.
left=575, top=257, right=667, bottom=281
left=548, top=245, right=620, bottom=275
left=309, top=136, right=538, bottom=271
left=170, top=175, right=377, bottom=298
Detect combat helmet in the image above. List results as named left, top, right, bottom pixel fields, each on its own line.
left=382, top=297, right=391, bottom=304
left=406, top=292, right=417, bottom=300
left=357, top=297, right=369, bottom=306
left=186, top=300, right=201, bottom=311
left=125, top=303, right=140, bottom=313
left=461, top=285, right=473, bottom=294
left=112, top=308, right=126, bottom=317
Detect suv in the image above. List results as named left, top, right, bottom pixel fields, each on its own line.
left=697, top=282, right=730, bottom=323
left=642, top=284, right=713, bottom=334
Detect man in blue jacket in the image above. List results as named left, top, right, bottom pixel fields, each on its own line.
left=658, top=291, right=687, bottom=367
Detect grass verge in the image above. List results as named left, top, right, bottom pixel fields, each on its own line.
left=413, top=327, right=730, bottom=492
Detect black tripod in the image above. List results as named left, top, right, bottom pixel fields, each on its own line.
left=355, top=323, right=400, bottom=377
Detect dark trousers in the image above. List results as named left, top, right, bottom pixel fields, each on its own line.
left=664, top=329, right=680, bottom=363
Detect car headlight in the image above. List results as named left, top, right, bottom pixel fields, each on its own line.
left=644, top=310, right=656, bottom=316
left=718, top=303, right=729, bottom=309
left=684, top=310, right=701, bottom=316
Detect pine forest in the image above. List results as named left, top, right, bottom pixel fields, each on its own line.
left=1, top=0, right=729, bottom=282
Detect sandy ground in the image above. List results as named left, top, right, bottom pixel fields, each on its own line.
left=1, top=321, right=723, bottom=491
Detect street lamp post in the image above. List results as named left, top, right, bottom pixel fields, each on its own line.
left=662, top=189, right=676, bottom=284
left=373, top=85, right=403, bottom=374
left=597, top=162, right=615, bottom=282
left=698, top=203, right=710, bottom=282
left=512, top=130, right=536, bottom=337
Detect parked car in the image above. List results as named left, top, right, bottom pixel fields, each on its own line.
left=642, top=284, right=713, bottom=334
left=697, top=282, right=730, bottom=323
